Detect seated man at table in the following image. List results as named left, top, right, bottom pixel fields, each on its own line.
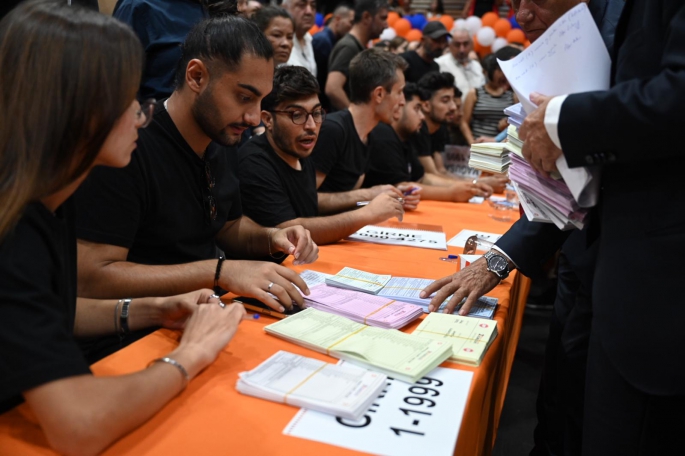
left=310, top=47, right=419, bottom=211
left=238, top=66, right=404, bottom=245
left=364, top=83, right=492, bottom=202
left=414, top=71, right=508, bottom=192
left=74, top=16, right=317, bottom=316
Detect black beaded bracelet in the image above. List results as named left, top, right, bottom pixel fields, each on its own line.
left=214, top=255, right=225, bottom=295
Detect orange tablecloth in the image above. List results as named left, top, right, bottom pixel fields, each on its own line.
left=0, top=200, right=530, bottom=456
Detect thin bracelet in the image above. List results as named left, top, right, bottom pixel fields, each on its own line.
left=114, top=300, right=121, bottom=334
left=214, top=255, right=225, bottom=295
left=267, top=228, right=286, bottom=259
left=148, top=357, right=190, bottom=390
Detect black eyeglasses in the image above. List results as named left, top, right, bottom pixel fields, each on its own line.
left=271, top=108, right=326, bottom=125
left=136, top=98, right=156, bottom=129
left=202, top=157, right=217, bottom=223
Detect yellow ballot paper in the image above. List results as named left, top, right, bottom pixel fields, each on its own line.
left=412, top=313, right=498, bottom=366
left=265, top=308, right=452, bottom=384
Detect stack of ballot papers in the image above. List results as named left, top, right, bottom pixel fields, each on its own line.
left=467, top=142, right=511, bottom=174
left=413, top=313, right=498, bottom=366
left=504, top=103, right=526, bottom=129
left=303, top=285, right=424, bottom=329
left=237, top=351, right=386, bottom=420
left=503, top=124, right=523, bottom=156
left=325, top=267, right=391, bottom=294
left=317, top=268, right=498, bottom=319
left=265, top=308, right=453, bottom=384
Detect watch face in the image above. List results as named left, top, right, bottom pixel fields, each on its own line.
left=488, top=255, right=508, bottom=273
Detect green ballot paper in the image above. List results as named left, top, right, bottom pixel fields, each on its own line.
left=264, top=308, right=453, bottom=384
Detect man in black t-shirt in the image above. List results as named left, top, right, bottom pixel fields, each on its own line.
left=365, top=83, right=492, bottom=202
left=74, top=16, right=317, bottom=313
left=414, top=71, right=508, bottom=192
left=311, top=48, right=421, bottom=212
left=239, top=66, right=403, bottom=245
left=399, top=21, right=450, bottom=83
left=325, top=0, right=389, bottom=111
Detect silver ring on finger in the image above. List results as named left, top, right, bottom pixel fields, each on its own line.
left=218, top=301, right=226, bottom=309
left=267, top=282, right=274, bottom=292
left=210, top=294, right=220, bottom=299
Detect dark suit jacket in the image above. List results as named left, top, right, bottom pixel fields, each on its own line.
left=559, top=0, right=685, bottom=395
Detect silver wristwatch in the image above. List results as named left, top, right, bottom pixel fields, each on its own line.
left=484, top=250, right=511, bottom=281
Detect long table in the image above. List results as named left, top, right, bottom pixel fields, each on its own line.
left=0, top=200, right=530, bottom=456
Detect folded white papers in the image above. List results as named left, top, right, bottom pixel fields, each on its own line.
left=447, top=229, right=502, bottom=248
left=468, top=142, right=511, bottom=174
left=237, top=351, right=386, bottom=420
left=325, top=267, right=391, bottom=294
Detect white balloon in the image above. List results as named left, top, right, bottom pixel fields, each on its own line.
left=476, top=26, right=496, bottom=47
left=452, top=18, right=467, bottom=33
left=379, top=27, right=397, bottom=41
left=492, top=37, right=509, bottom=52
left=465, top=16, right=482, bottom=36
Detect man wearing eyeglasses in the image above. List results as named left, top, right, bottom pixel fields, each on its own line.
left=435, top=29, right=485, bottom=103
left=73, top=16, right=318, bottom=358
left=238, top=66, right=404, bottom=245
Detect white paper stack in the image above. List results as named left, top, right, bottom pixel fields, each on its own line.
left=304, top=284, right=424, bottom=329
left=325, top=267, right=391, bottom=294
left=468, top=142, right=511, bottom=173
left=504, top=103, right=526, bottom=129
left=237, top=351, right=387, bottom=420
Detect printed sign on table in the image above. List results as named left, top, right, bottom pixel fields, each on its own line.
left=283, top=366, right=473, bottom=456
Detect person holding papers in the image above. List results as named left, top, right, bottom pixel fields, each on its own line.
left=310, top=48, right=420, bottom=210
left=515, top=1, right=685, bottom=452
left=364, top=83, right=493, bottom=201
left=0, top=2, right=247, bottom=454
left=74, top=15, right=317, bottom=359
left=238, top=66, right=404, bottom=245
left=421, top=1, right=623, bottom=454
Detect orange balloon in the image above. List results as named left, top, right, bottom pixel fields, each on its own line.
left=387, top=11, right=400, bottom=27
left=472, top=34, right=483, bottom=52
left=493, top=18, right=512, bottom=37
left=524, top=40, right=531, bottom=48
left=506, top=28, right=526, bottom=44
left=393, top=18, right=412, bottom=37
left=406, top=29, right=423, bottom=42
left=478, top=46, right=492, bottom=58
left=309, top=25, right=321, bottom=36
left=438, top=15, right=454, bottom=31
left=481, top=12, right=499, bottom=28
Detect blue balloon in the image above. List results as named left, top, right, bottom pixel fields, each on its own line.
left=410, top=13, right=427, bottom=30
left=315, top=12, right=324, bottom=28
left=509, top=15, right=521, bottom=30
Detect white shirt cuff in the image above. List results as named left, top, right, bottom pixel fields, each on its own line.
left=491, top=246, right=519, bottom=270
left=543, top=95, right=568, bottom=149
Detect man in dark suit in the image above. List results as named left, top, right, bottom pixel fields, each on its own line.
left=519, top=0, right=685, bottom=453
left=421, top=1, right=622, bottom=454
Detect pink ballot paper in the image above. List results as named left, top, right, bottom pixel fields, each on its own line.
left=303, top=284, right=423, bottom=330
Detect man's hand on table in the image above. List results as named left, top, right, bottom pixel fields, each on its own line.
left=519, top=92, right=563, bottom=177
left=420, top=257, right=502, bottom=315
left=363, top=193, right=405, bottom=222
left=271, top=226, right=319, bottom=265
left=450, top=181, right=493, bottom=202
left=220, top=260, right=310, bottom=312
left=155, top=288, right=221, bottom=329
left=478, top=174, right=508, bottom=193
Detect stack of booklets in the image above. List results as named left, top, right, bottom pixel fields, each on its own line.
left=237, top=351, right=386, bottom=420
left=303, top=284, right=424, bottom=329
left=468, top=142, right=510, bottom=173
left=310, top=268, right=498, bottom=319
left=504, top=103, right=526, bottom=129
left=325, top=267, right=391, bottom=294
left=413, top=313, right=498, bottom=366
left=265, top=308, right=453, bottom=384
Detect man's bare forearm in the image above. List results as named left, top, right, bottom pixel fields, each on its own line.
left=278, top=210, right=371, bottom=245
left=318, top=189, right=370, bottom=215
left=77, top=258, right=217, bottom=299
left=419, top=184, right=458, bottom=202
left=215, top=216, right=270, bottom=258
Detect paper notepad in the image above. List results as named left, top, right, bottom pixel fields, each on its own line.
left=265, top=308, right=453, bottom=384
left=304, top=285, right=423, bottom=329
left=413, top=313, right=498, bottom=366
left=237, top=351, right=386, bottom=420
left=325, top=267, right=391, bottom=294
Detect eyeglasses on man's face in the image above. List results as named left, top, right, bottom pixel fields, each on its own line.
left=136, top=98, right=156, bottom=128
left=271, top=108, right=326, bottom=125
